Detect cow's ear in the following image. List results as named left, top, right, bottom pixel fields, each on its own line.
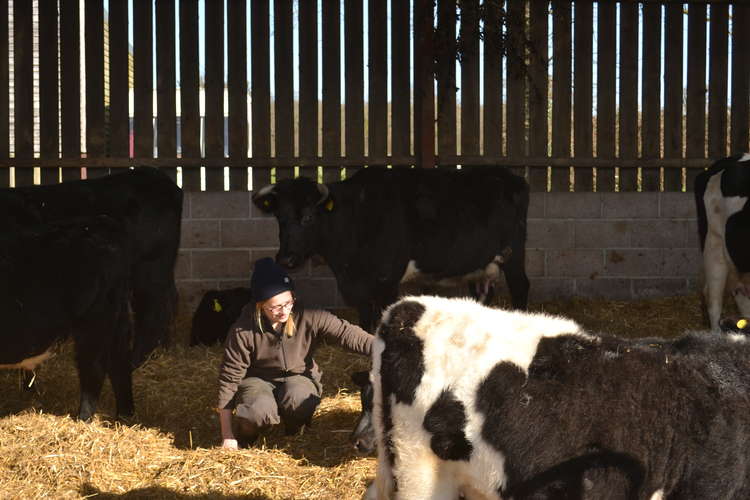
left=351, top=370, right=371, bottom=388
left=252, top=185, right=278, bottom=214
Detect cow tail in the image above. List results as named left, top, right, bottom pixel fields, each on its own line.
left=516, top=181, right=530, bottom=245
left=694, top=171, right=709, bottom=252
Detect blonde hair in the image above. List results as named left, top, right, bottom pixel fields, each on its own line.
left=255, top=301, right=296, bottom=337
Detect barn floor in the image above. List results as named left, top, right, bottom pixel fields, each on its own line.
left=0, top=293, right=725, bottom=499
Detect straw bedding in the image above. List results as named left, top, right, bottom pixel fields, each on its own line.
left=0, top=293, right=722, bottom=499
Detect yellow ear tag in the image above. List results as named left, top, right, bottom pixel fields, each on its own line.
left=212, top=299, right=223, bottom=313
left=263, top=200, right=270, bottom=207
left=737, top=319, right=748, bottom=329
left=324, top=199, right=334, bottom=211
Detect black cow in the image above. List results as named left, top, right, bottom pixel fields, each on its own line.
left=0, top=216, right=134, bottom=421
left=363, top=296, right=750, bottom=499
left=190, top=287, right=253, bottom=346
left=0, top=167, right=183, bottom=367
left=694, top=152, right=750, bottom=330
left=252, top=166, right=530, bottom=329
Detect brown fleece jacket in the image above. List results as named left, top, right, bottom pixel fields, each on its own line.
left=217, top=303, right=373, bottom=409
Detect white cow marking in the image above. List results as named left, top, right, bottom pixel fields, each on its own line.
left=650, top=489, right=665, bottom=500
left=702, top=173, right=750, bottom=329
left=0, top=349, right=54, bottom=371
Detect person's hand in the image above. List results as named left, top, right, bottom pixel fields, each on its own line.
left=221, top=438, right=238, bottom=450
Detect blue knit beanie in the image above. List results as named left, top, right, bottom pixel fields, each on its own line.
left=250, top=257, right=294, bottom=302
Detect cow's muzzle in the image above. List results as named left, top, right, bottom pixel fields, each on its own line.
left=350, top=414, right=376, bottom=455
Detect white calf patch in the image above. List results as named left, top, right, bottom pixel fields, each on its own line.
left=0, top=349, right=53, bottom=371
left=399, top=255, right=506, bottom=290
left=649, top=489, right=665, bottom=500
left=400, top=260, right=422, bottom=283
left=738, top=152, right=750, bottom=162
left=254, top=183, right=276, bottom=198
left=703, top=172, right=750, bottom=329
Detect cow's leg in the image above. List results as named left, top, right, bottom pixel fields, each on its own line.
left=503, top=246, right=530, bottom=310
left=371, top=288, right=400, bottom=331
left=359, top=305, right=376, bottom=333
left=360, top=295, right=395, bottom=332
left=107, top=295, right=135, bottom=419
left=131, top=258, right=178, bottom=367
left=395, top=459, right=461, bottom=500
left=703, top=233, right=729, bottom=330
left=372, top=459, right=396, bottom=500
left=74, top=334, right=108, bottom=421
left=734, top=293, right=750, bottom=322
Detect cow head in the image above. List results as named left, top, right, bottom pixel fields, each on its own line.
left=350, top=370, right=376, bottom=454
left=252, top=178, right=333, bottom=269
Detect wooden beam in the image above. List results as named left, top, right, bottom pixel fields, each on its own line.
left=156, top=0, right=178, bottom=182
left=227, top=0, right=248, bottom=189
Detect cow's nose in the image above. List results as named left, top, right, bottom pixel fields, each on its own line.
left=354, top=439, right=373, bottom=454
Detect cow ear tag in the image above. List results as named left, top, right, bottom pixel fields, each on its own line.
left=738, top=319, right=748, bottom=329
left=263, top=199, right=270, bottom=208
left=324, top=199, right=335, bottom=211
left=213, top=299, right=223, bottom=313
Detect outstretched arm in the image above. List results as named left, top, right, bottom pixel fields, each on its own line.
left=314, top=309, right=374, bottom=356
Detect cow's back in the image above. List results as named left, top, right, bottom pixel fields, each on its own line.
left=345, top=166, right=529, bottom=277
left=1, top=167, right=183, bottom=256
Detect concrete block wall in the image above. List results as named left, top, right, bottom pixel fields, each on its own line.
left=525, top=192, right=701, bottom=302
left=177, top=191, right=342, bottom=315
left=176, top=191, right=702, bottom=315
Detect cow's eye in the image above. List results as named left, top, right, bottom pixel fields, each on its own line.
left=300, top=214, right=313, bottom=226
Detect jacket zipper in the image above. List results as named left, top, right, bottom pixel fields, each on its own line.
left=279, top=331, right=289, bottom=375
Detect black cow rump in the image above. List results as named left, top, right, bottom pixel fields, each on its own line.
left=0, top=167, right=183, bottom=367
left=0, top=216, right=134, bottom=421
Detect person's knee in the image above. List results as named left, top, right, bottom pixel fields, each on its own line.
left=234, top=395, right=281, bottom=428
left=277, top=380, right=321, bottom=426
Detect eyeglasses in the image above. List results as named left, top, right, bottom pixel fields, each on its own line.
left=263, top=299, right=295, bottom=314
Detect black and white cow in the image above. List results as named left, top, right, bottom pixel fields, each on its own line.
left=190, top=287, right=253, bottom=346
left=365, top=296, right=750, bottom=499
left=0, top=167, right=183, bottom=367
left=695, top=152, right=750, bottom=330
left=252, top=166, right=530, bottom=329
left=0, top=216, right=134, bottom=421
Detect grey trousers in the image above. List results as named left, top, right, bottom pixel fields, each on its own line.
left=233, top=375, right=321, bottom=432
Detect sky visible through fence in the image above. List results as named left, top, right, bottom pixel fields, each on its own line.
left=4, top=1, right=746, bottom=191
left=116, top=1, right=734, bottom=107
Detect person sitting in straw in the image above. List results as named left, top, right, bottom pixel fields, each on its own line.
left=217, top=257, right=373, bottom=449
